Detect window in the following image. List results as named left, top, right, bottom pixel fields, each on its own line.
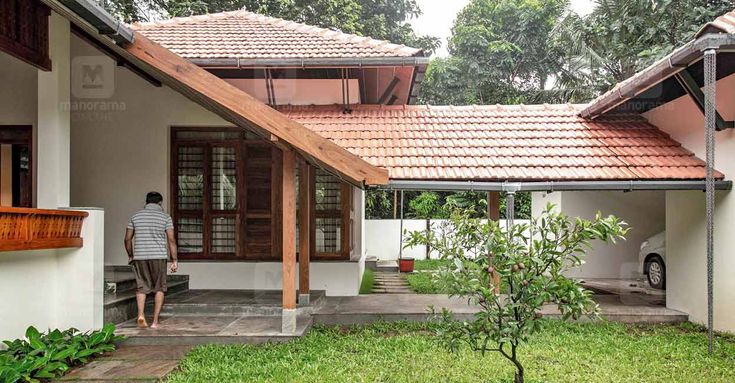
left=171, top=127, right=352, bottom=261
left=173, top=128, right=261, bottom=260
left=314, top=169, right=352, bottom=259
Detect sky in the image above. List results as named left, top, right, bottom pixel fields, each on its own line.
left=410, top=0, right=596, bottom=57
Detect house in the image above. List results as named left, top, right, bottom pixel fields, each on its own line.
left=1, top=0, right=734, bottom=342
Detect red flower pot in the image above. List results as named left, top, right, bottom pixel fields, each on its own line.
left=399, top=258, right=415, bottom=273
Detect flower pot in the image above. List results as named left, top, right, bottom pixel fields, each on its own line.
left=399, top=257, right=415, bottom=273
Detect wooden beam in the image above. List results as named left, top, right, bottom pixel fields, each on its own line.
left=486, top=191, right=501, bottom=293
left=377, top=77, right=401, bottom=104
left=70, top=25, right=161, bottom=87
left=674, top=69, right=734, bottom=131
left=282, top=150, right=297, bottom=310
left=298, top=159, right=311, bottom=296
left=122, top=32, right=389, bottom=186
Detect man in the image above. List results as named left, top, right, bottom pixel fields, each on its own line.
left=124, top=192, right=178, bottom=329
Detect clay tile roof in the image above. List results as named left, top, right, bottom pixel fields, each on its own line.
left=280, top=104, right=722, bottom=181
left=132, top=10, right=423, bottom=59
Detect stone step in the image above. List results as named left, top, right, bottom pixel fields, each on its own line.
left=104, top=275, right=190, bottom=324
left=118, top=316, right=314, bottom=346
left=156, top=290, right=326, bottom=317
left=376, top=260, right=399, bottom=272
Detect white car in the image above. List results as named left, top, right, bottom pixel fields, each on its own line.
left=638, top=232, right=666, bottom=289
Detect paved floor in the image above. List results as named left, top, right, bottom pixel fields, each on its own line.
left=116, top=314, right=312, bottom=345
left=55, top=345, right=191, bottom=382
left=313, top=292, right=686, bottom=325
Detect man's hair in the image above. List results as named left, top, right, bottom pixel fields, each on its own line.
left=146, top=192, right=163, bottom=204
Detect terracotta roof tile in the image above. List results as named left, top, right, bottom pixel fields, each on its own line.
left=280, top=104, right=722, bottom=181
left=133, top=10, right=422, bottom=59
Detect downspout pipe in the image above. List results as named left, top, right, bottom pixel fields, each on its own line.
left=581, top=33, right=735, bottom=119
left=192, top=57, right=432, bottom=69
left=383, top=180, right=732, bottom=193
left=57, top=0, right=134, bottom=44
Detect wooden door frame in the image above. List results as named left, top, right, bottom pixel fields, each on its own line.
left=0, top=125, right=33, bottom=208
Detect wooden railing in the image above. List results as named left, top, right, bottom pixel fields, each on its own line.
left=0, top=207, right=88, bottom=252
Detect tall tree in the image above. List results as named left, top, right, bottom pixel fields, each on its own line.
left=553, top=0, right=735, bottom=101
left=420, top=0, right=568, bottom=105
left=100, top=0, right=440, bottom=54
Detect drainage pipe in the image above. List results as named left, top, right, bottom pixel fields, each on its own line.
left=382, top=180, right=732, bottom=193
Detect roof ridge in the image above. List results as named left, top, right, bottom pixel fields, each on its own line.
left=132, top=9, right=423, bottom=57
left=132, top=9, right=249, bottom=29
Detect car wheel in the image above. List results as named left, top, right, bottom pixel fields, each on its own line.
left=646, top=256, right=666, bottom=289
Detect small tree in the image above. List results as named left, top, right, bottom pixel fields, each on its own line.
left=405, top=204, right=627, bottom=383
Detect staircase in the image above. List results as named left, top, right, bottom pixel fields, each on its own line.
left=372, top=271, right=412, bottom=294
left=104, top=265, right=190, bottom=324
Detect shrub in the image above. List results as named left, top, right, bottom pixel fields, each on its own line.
left=405, top=204, right=628, bottom=383
left=0, top=324, right=122, bottom=383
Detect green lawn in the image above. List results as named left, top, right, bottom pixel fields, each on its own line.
left=405, top=259, right=451, bottom=294
left=166, top=321, right=735, bottom=383
left=359, top=268, right=375, bottom=294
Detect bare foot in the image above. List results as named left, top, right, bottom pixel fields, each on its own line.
left=136, top=317, right=148, bottom=328
left=150, top=322, right=160, bottom=329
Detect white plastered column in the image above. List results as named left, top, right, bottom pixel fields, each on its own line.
left=37, top=12, right=71, bottom=208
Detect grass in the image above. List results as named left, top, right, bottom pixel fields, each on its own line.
left=166, top=320, right=735, bottom=383
left=359, top=268, right=375, bottom=294
left=405, top=259, right=451, bottom=294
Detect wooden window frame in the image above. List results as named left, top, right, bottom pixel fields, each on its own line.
left=171, top=127, right=353, bottom=262
left=0, top=0, right=52, bottom=71
left=171, top=127, right=246, bottom=261
left=311, top=172, right=352, bottom=261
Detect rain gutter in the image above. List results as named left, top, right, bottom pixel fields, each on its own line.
left=191, top=56, right=431, bottom=69
left=55, top=0, right=134, bottom=44
left=384, top=179, right=732, bottom=193
left=581, top=33, right=735, bottom=119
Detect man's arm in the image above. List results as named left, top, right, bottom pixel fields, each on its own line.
left=124, top=228, right=134, bottom=264
left=166, top=228, right=178, bottom=272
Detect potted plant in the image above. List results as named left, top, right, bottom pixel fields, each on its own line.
left=399, top=257, right=415, bottom=273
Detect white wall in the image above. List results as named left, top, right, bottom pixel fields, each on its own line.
left=178, top=260, right=362, bottom=296
left=69, top=35, right=231, bottom=265
left=643, top=72, right=735, bottom=332
left=535, top=191, right=666, bottom=279
left=365, top=219, right=428, bottom=260
left=0, top=209, right=104, bottom=342
left=0, top=52, right=37, bottom=126
left=225, top=78, right=361, bottom=105
left=365, top=219, right=530, bottom=261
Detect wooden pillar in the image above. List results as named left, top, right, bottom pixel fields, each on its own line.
left=298, top=159, right=311, bottom=302
left=282, top=150, right=297, bottom=310
left=487, top=192, right=501, bottom=293
left=487, top=191, right=500, bottom=221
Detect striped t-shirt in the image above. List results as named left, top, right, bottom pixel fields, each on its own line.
left=127, top=203, right=174, bottom=260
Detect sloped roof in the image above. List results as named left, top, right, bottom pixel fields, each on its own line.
left=281, top=104, right=719, bottom=181
left=582, top=9, right=735, bottom=119
left=132, top=10, right=423, bottom=60
left=696, top=9, right=735, bottom=37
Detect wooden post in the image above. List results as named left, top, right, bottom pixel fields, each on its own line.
left=282, top=150, right=297, bottom=310
left=487, top=192, right=500, bottom=221
left=298, top=159, right=311, bottom=303
left=487, top=192, right=501, bottom=293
